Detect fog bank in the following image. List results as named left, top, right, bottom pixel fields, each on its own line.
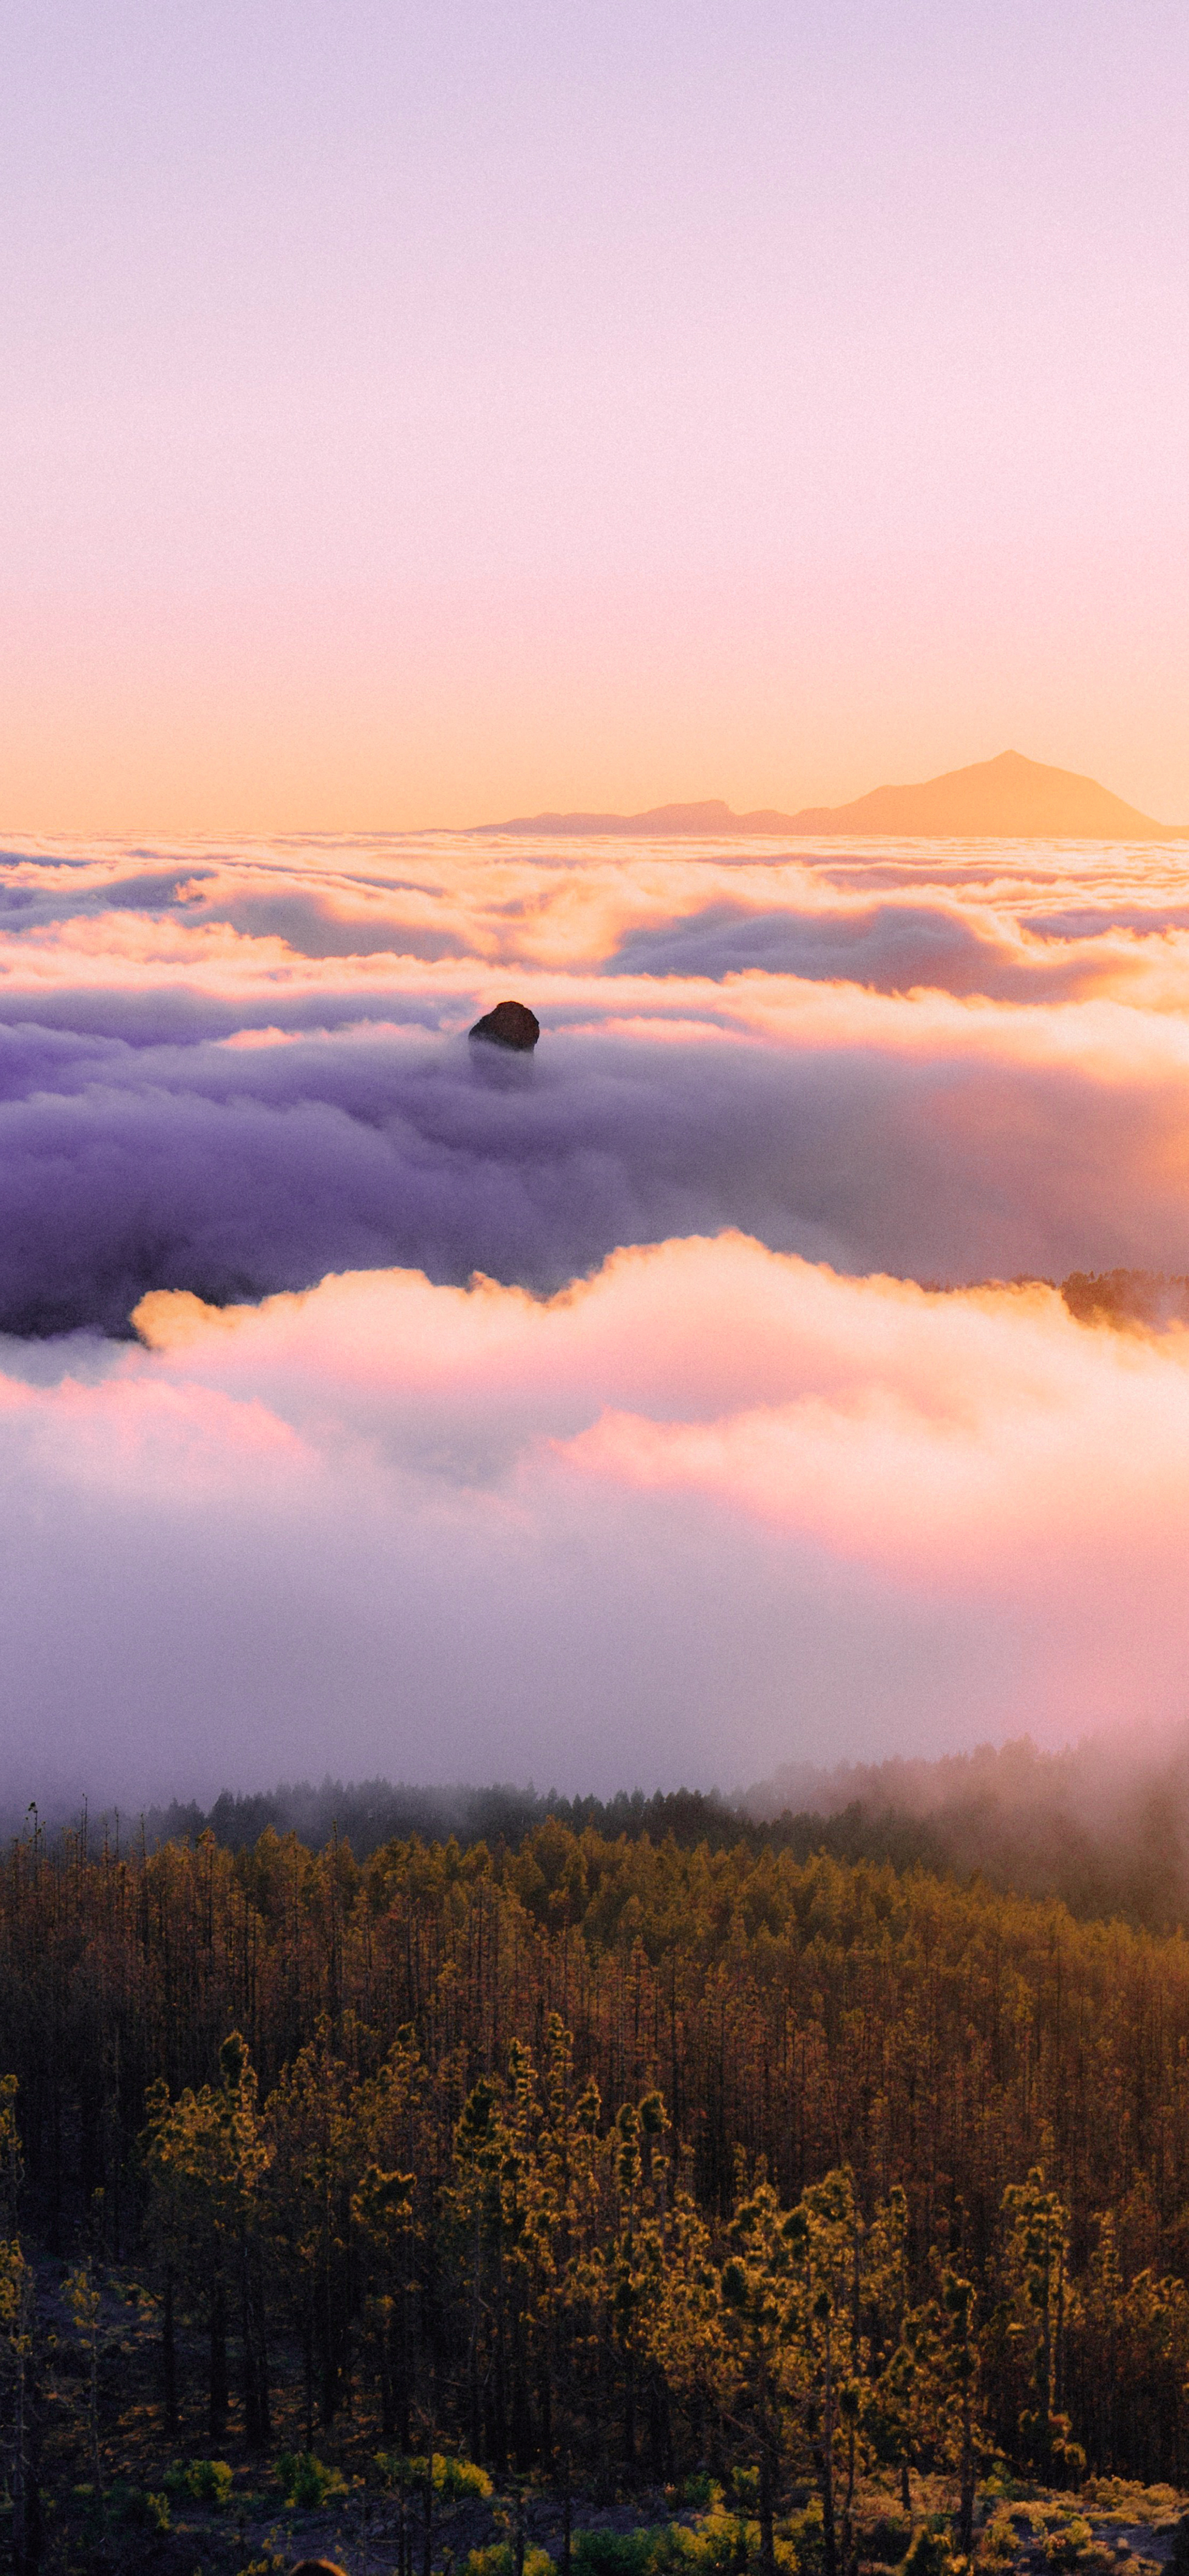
left=3, top=1236, right=1189, bottom=1802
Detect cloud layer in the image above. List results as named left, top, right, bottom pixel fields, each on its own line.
left=3, top=831, right=1189, bottom=1331
left=3, top=826, right=1189, bottom=1799
left=6, top=1236, right=1189, bottom=1804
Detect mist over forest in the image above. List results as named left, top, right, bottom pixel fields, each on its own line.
left=15, top=1726, right=1188, bottom=1936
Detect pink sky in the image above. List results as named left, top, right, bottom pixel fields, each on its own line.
left=2, top=2, right=1187, bottom=832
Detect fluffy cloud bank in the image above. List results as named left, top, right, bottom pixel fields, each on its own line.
left=3, top=829, right=1189, bottom=1329
left=7, top=1005, right=1189, bottom=1334
left=2, top=826, right=1188, bottom=1800
left=5, top=1235, right=1189, bottom=1803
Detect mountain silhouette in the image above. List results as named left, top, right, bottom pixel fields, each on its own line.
left=477, top=751, right=1186, bottom=839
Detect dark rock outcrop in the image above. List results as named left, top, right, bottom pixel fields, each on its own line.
left=468, top=1000, right=540, bottom=1051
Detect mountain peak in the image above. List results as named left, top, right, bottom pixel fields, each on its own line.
left=476, top=752, right=1185, bottom=840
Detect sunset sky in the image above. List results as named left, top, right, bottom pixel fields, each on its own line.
left=3, top=1, right=1188, bottom=833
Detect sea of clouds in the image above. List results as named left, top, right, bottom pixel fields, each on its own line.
left=4, top=825, right=1189, bottom=1799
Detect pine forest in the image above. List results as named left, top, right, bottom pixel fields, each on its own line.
left=3, top=1814, right=1189, bottom=2574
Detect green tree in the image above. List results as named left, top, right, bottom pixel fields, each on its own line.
left=264, top=2022, right=360, bottom=2442
left=999, top=2168, right=1083, bottom=2483
left=142, top=2031, right=272, bottom=2443
left=351, top=2162, right=415, bottom=2440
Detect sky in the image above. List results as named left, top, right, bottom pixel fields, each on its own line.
left=2, top=1, right=1189, bottom=832
left=5, top=822, right=1189, bottom=1803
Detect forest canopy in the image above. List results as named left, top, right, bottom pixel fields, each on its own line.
left=17, top=1725, right=1189, bottom=1930
left=3, top=1805, right=1189, bottom=2550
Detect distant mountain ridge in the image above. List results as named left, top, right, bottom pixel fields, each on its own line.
left=477, top=750, right=1187, bottom=840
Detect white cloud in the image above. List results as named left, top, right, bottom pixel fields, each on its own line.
left=2, top=1237, right=1187, bottom=1802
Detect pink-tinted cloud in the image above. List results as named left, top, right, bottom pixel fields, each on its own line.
left=3, top=834, right=1189, bottom=1333
left=3, top=1236, right=1189, bottom=1804
left=0, top=831, right=1186, bottom=1807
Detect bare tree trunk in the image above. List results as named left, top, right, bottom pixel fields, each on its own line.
left=841, top=2420, right=857, bottom=2576
left=209, top=2271, right=228, bottom=2439
left=958, top=2378, right=975, bottom=2555
left=86, top=2305, right=103, bottom=2503
left=759, top=2438, right=777, bottom=2576
left=397, top=2252, right=412, bottom=2451
left=422, top=2452, right=434, bottom=2576
left=241, top=2235, right=259, bottom=2448
left=493, top=2278, right=508, bottom=2476
left=379, top=2300, right=395, bottom=2441
left=240, top=2236, right=269, bottom=2449
left=162, top=2268, right=178, bottom=2437
left=1055, top=2247, right=1066, bottom=2417
left=538, top=2355, right=553, bottom=2470
left=512, top=2306, right=532, bottom=2471
left=12, top=2297, right=28, bottom=2576
left=468, top=2211, right=482, bottom=2461
left=10, top=2343, right=43, bottom=2576
left=321, top=2230, right=336, bottom=2427
left=819, top=2332, right=838, bottom=2576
